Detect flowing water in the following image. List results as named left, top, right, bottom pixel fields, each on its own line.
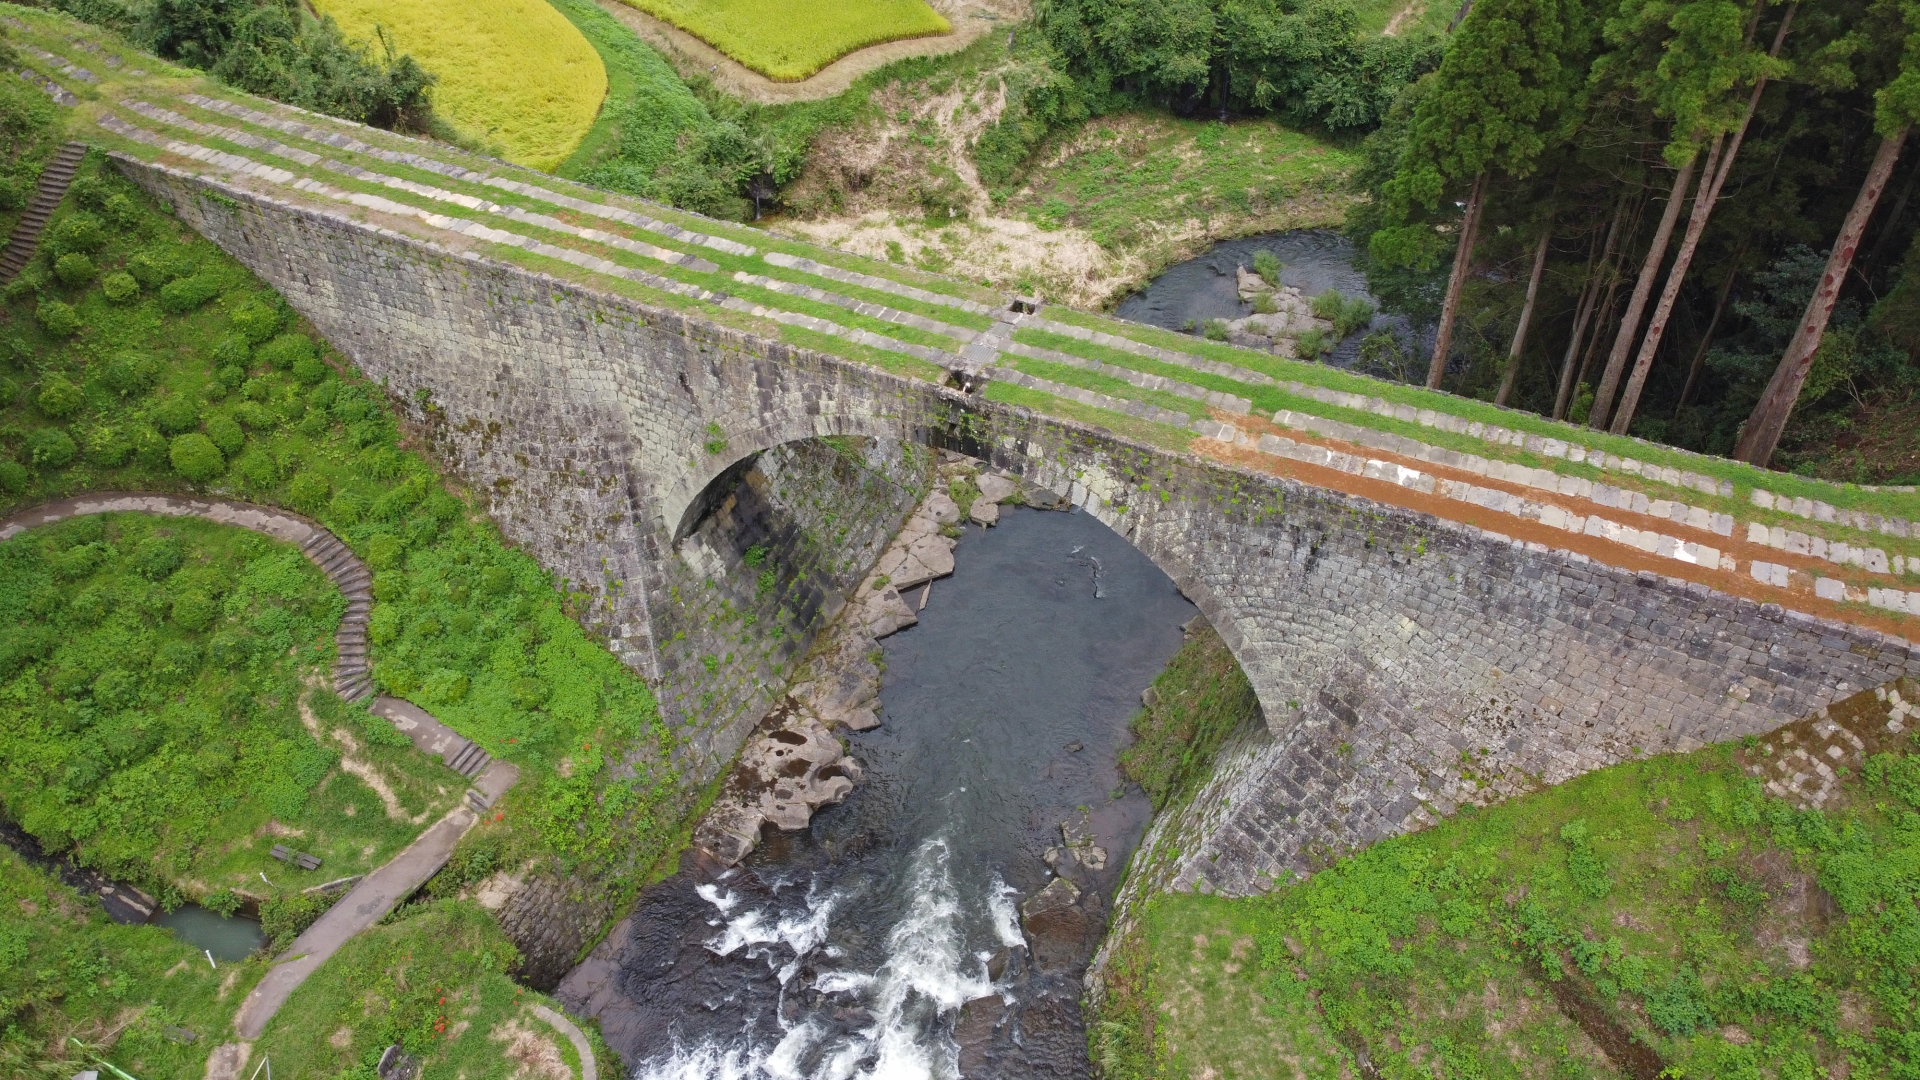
left=569, top=505, right=1197, bottom=1079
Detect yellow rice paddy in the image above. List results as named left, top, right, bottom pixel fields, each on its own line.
left=620, top=0, right=951, bottom=81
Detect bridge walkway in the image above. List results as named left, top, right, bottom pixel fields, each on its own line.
left=5, top=7, right=1918, bottom=648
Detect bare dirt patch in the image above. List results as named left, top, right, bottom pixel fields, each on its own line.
left=491, top=1016, right=573, bottom=1080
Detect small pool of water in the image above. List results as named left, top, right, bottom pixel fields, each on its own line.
left=150, top=904, right=265, bottom=961
left=1113, top=228, right=1415, bottom=367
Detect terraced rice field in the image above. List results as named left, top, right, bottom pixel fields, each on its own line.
left=618, top=0, right=950, bottom=80
left=311, top=0, right=606, bottom=169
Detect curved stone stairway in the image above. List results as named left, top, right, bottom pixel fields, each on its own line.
left=0, top=141, right=87, bottom=284
left=0, top=494, right=519, bottom=1053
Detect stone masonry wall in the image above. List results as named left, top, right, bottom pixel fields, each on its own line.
left=120, top=157, right=1920, bottom=936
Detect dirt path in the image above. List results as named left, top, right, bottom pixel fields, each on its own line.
left=589, top=0, right=1026, bottom=105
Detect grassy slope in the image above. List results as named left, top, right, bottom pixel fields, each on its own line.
left=1095, top=682, right=1920, bottom=1080
left=312, top=0, right=606, bottom=169
left=1005, top=116, right=1360, bottom=259
left=0, top=151, right=691, bottom=1077
left=0, top=514, right=455, bottom=896
left=253, top=899, right=615, bottom=1080
left=0, top=848, right=263, bottom=1080
left=614, top=0, right=950, bottom=81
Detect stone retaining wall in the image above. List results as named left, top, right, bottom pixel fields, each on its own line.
left=116, top=156, right=1920, bottom=946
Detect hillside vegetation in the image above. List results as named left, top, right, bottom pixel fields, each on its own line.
left=0, top=144, right=691, bottom=1077
left=1093, top=680, right=1920, bottom=1079
left=312, top=0, right=607, bottom=168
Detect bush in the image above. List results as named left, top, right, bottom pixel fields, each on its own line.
left=291, top=355, right=328, bottom=385
left=26, top=427, right=76, bottom=468
left=212, top=334, right=251, bottom=369
left=229, top=299, right=283, bottom=344
left=169, top=432, right=226, bottom=481
left=205, top=413, right=245, bottom=455
left=257, top=332, right=317, bottom=371
left=36, top=375, right=84, bottom=418
left=288, top=470, right=331, bottom=512
left=53, top=252, right=95, bottom=288
left=102, top=192, right=140, bottom=230
left=159, top=272, right=223, bottom=313
left=101, top=271, right=139, bottom=303
left=102, top=352, right=160, bottom=397
left=82, top=425, right=133, bottom=467
left=151, top=395, right=201, bottom=435
left=36, top=299, right=81, bottom=337
left=131, top=535, right=184, bottom=580
left=261, top=891, right=332, bottom=952
left=45, top=213, right=106, bottom=257
left=0, top=458, right=27, bottom=493
left=171, top=589, right=218, bottom=631
left=126, top=250, right=177, bottom=288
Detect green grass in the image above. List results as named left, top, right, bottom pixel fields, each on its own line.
left=0, top=848, right=265, bottom=1080
left=982, top=380, right=1195, bottom=453
left=616, top=0, right=950, bottom=81
left=254, top=897, right=615, bottom=1080
left=0, top=514, right=455, bottom=898
left=1095, top=681, right=1920, bottom=1079
left=1004, top=115, right=1360, bottom=260
left=1009, top=355, right=1212, bottom=421
left=549, top=0, right=716, bottom=192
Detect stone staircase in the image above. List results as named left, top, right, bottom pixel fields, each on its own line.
left=0, top=142, right=86, bottom=284
left=301, top=530, right=376, bottom=701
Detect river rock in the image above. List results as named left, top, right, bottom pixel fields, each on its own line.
left=954, top=995, right=1007, bottom=1075
left=1023, top=485, right=1070, bottom=511
left=969, top=497, right=1000, bottom=526
left=976, top=473, right=1018, bottom=503
left=853, top=582, right=917, bottom=639
left=1237, top=266, right=1274, bottom=295
left=791, top=630, right=884, bottom=731
left=1021, top=876, right=1080, bottom=921
left=926, top=490, right=961, bottom=525
left=693, top=715, right=861, bottom=865
left=1227, top=329, right=1272, bottom=349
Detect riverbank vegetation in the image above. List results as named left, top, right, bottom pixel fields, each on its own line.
left=617, top=0, right=949, bottom=81
left=311, top=0, right=605, bottom=168
left=0, top=846, right=260, bottom=1080
left=1093, top=680, right=1920, bottom=1079
left=0, top=143, right=689, bottom=1076
left=1120, top=620, right=1263, bottom=812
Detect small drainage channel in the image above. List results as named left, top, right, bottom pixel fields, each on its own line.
left=0, top=817, right=265, bottom=960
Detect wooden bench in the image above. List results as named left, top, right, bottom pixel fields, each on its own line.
left=270, top=844, right=322, bottom=871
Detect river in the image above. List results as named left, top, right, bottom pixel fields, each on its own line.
left=568, top=504, right=1197, bottom=1079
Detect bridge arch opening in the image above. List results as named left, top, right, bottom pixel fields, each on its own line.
left=587, top=432, right=1246, bottom=1079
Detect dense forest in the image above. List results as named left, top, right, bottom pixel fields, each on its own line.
left=1348, top=0, right=1920, bottom=473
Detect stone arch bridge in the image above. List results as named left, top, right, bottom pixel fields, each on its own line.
left=10, top=17, right=1916, bottom=902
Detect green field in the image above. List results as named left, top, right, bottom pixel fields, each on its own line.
left=1095, top=674, right=1920, bottom=1079
left=618, top=0, right=950, bottom=80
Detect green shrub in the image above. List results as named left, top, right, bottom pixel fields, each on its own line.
left=102, top=192, right=140, bottom=230
left=202, top=889, right=243, bottom=917
left=129, top=423, right=168, bottom=469
left=130, top=535, right=184, bottom=580
left=232, top=448, right=279, bottom=489
left=26, top=427, right=76, bottom=468
left=102, top=353, right=159, bottom=397
left=36, top=299, right=81, bottom=337
left=205, top=414, right=245, bottom=456
left=287, top=470, right=331, bottom=512
left=53, top=253, right=95, bottom=289
left=1252, top=250, right=1282, bottom=286
left=0, top=458, right=27, bottom=493
left=169, top=432, right=226, bottom=481
left=1294, top=327, right=1332, bottom=358
left=212, top=334, right=251, bottom=369
left=171, top=589, right=219, bottom=632
left=257, top=332, right=317, bottom=371
left=45, top=213, right=105, bottom=257
left=1202, top=319, right=1230, bottom=342
left=159, top=273, right=223, bottom=313
left=1251, top=291, right=1279, bottom=315
left=35, top=375, right=84, bottom=418
left=229, top=300, right=284, bottom=345
left=1311, top=290, right=1377, bottom=339
left=82, top=425, right=133, bottom=467
left=330, top=490, right=369, bottom=525
left=151, top=395, right=201, bottom=435
left=100, top=271, right=139, bottom=303
left=291, top=355, right=328, bottom=385
left=260, top=890, right=332, bottom=952
left=125, top=251, right=174, bottom=288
